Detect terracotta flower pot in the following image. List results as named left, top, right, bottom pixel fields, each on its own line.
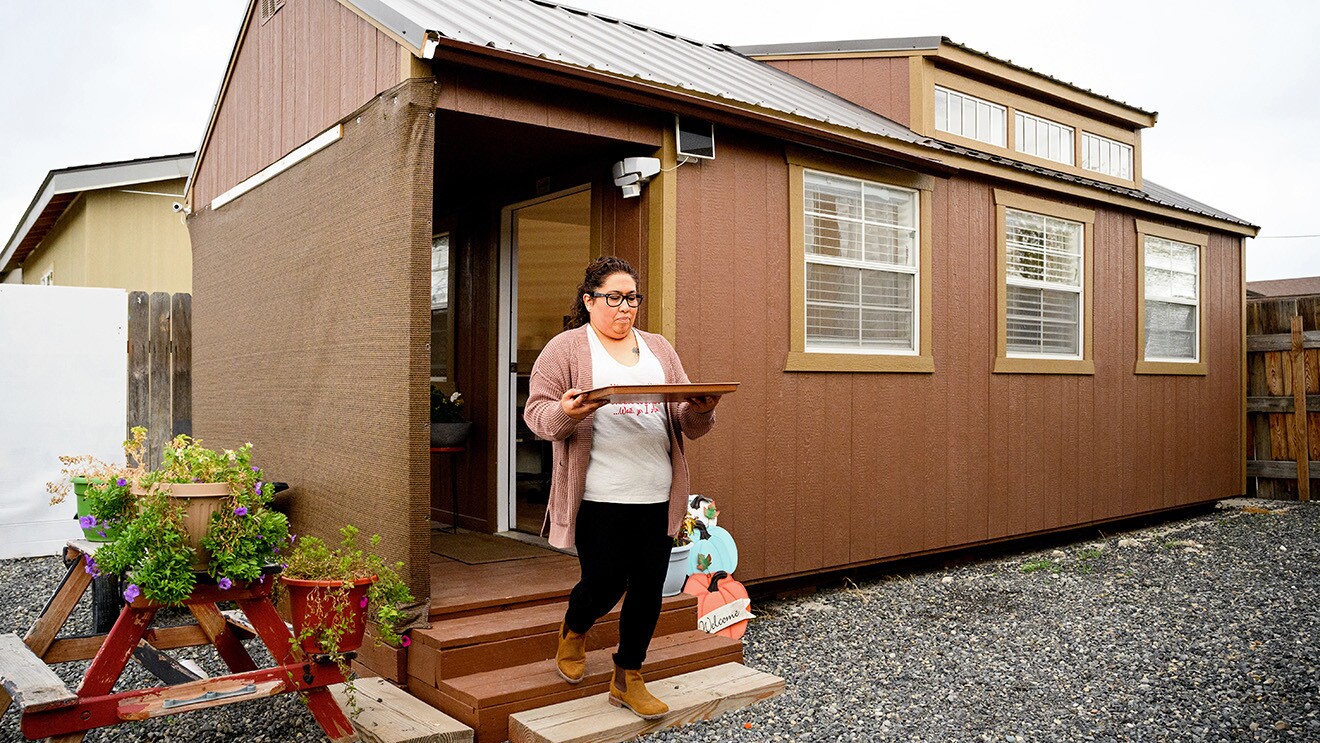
left=281, top=575, right=377, bottom=654
left=160, top=482, right=231, bottom=570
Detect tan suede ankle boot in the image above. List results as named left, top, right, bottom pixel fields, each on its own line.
left=555, top=621, right=587, bottom=684
left=608, top=665, right=669, bottom=719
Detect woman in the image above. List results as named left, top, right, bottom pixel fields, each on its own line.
left=523, top=256, right=719, bottom=719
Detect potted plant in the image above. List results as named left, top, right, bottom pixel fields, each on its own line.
left=430, top=386, right=471, bottom=447
left=47, top=427, right=149, bottom=542
left=278, top=525, right=415, bottom=657
left=88, top=434, right=289, bottom=607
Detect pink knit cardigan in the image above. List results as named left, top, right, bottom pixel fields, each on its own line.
left=523, top=325, right=716, bottom=549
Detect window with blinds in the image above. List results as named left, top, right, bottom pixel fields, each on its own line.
left=1144, top=236, right=1199, bottom=361
left=1004, top=208, right=1084, bottom=357
left=1015, top=111, right=1074, bottom=165
left=934, top=86, right=1007, bottom=147
left=803, top=170, right=919, bottom=353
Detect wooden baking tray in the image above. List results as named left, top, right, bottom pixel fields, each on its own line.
left=579, top=382, right=739, bottom=403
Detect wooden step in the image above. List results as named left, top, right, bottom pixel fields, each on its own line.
left=409, top=595, right=697, bottom=684
left=409, top=631, right=742, bottom=743
left=0, top=633, right=76, bottom=713
left=328, top=677, right=472, bottom=743
left=508, top=662, right=784, bottom=743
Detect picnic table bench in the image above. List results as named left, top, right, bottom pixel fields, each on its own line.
left=0, top=540, right=356, bottom=742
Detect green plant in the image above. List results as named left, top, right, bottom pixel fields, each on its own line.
left=47, top=427, right=150, bottom=535
left=92, top=489, right=196, bottom=604
left=431, top=387, right=466, bottom=423
left=673, top=514, right=698, bottom=547
left=86, top=434, right=288, bottom=606
left=1075, top=547, right=1104, bottom=561
left=1019, top=558, right=1058, bottom=574
left=280, top=525, right=416, bottom=648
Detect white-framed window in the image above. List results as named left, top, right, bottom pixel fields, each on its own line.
left=803, top=169, right=919, bottom=353
left=934, top=86, right=1007, bottom=147
left=1081, top=132, right=1134, bottom=179
left=1143, top=235, right=1199, bottom=362
left=1015, top=111, right=1074, bottom=165
left=1004, top=208, right=1084, bottom=358
left=431, top=234, right=451, bottom=381
left=39, top=269, right=54, bottom=286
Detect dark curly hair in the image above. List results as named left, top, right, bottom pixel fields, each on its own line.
left=565, top=256, right=640, bottom=330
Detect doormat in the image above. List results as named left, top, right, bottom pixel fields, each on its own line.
left=431, top=531, right=558, bottom=565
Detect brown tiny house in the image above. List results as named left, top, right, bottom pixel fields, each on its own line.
left=184, top=0, right=1256, bottom=610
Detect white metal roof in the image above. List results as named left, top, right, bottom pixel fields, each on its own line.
left=355, top=0, right=927, bottom=145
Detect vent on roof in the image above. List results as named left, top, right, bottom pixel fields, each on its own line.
left=260, top=0, right=284, bottom=24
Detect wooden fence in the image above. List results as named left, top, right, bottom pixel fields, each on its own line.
left=1246, top=296, right=1319, bottom=500
left=126, top=291, right=191, bottom=469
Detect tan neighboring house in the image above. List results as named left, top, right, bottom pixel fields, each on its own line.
left=1, top=154, right=194, bottom=291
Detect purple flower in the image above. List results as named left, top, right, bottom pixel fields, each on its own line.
left=255, top=481, right=264, bottom=495
left=401, top=636, right=412, bottom=648
left=116, top=478, right=127, bottom=487
left=234, top=506, right=249, bottom=517
left=79, top=515, right=96, bottom=529
left=257, top=574, right=265, bottom=584
left=251, top=466, right=260, bottom=473
left=218, top=577, right=233, bottom=590
left=96, top=529, right=106, bottom=538
left=272, top=546, right=280, bottom=554
left=123, top=584, right=141, bottom=602
left=257, top=534, right=264, bottom=540
left=359, top=596, right=369, bottom=609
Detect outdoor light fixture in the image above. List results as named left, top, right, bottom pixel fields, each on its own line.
left=612, top=157, right=661, bottom=198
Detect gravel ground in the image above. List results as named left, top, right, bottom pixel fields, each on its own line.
left=644, top=499, right=1320, bottom=743
left=2, top=499, right=1316, bottom=742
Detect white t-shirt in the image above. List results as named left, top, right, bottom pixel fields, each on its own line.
left=582, top=327, right=673, bottom=504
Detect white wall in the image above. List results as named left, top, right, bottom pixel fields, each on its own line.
left=0, top=285, right=126, bottom=559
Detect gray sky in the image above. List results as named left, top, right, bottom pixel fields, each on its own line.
left=1, top=0, right=1315, bottom=280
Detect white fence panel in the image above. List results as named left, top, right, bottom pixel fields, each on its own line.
left=0, top=285, right=127, bottom=559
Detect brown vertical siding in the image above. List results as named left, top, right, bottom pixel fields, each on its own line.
left=193, top=0, right=403, bottom=207
left=187, top=80, right=436, bottom=598
left=763, top=57, right=912, bottom=126
left=677, top=131, right=1245, bottom=583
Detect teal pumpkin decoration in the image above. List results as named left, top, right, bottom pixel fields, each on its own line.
left=687, top=522, right=738, bottom=575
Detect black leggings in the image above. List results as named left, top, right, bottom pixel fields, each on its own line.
left=564, top=500, right=672, bottom=670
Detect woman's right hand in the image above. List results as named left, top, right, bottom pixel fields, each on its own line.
left=561, top=388, right=608, bottom=420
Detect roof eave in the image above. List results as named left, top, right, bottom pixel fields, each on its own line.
left=3, top=154, right=194, bottom=274
left=429, top=38, right=956, bottom=177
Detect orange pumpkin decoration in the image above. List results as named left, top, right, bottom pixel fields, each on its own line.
left=683, top=570, right=752, bottom=640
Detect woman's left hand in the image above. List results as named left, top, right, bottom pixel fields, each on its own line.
left=686, top=395, right=719, bottom=414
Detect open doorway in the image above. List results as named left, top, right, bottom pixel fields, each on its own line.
left=503, top=186, right=593, bottom=534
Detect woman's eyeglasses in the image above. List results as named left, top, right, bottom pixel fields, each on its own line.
left=590, top=292, right=644, bottom=308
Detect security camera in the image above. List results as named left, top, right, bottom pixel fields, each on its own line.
left=612, top=157, right=661, bottom=198
left=172, top=202, right=185, bottom=213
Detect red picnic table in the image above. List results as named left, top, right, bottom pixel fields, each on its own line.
left=0, top=540, right=356, bottom=742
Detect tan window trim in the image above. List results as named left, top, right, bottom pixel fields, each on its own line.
left=1134, top=219, right=1208, bottom=376
left=994, top=189, right=1095, bottom=375
left=786, top=147, right=935, bottom=373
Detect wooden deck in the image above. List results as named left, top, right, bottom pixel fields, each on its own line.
left=428, top=540, right=578, bottom=620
